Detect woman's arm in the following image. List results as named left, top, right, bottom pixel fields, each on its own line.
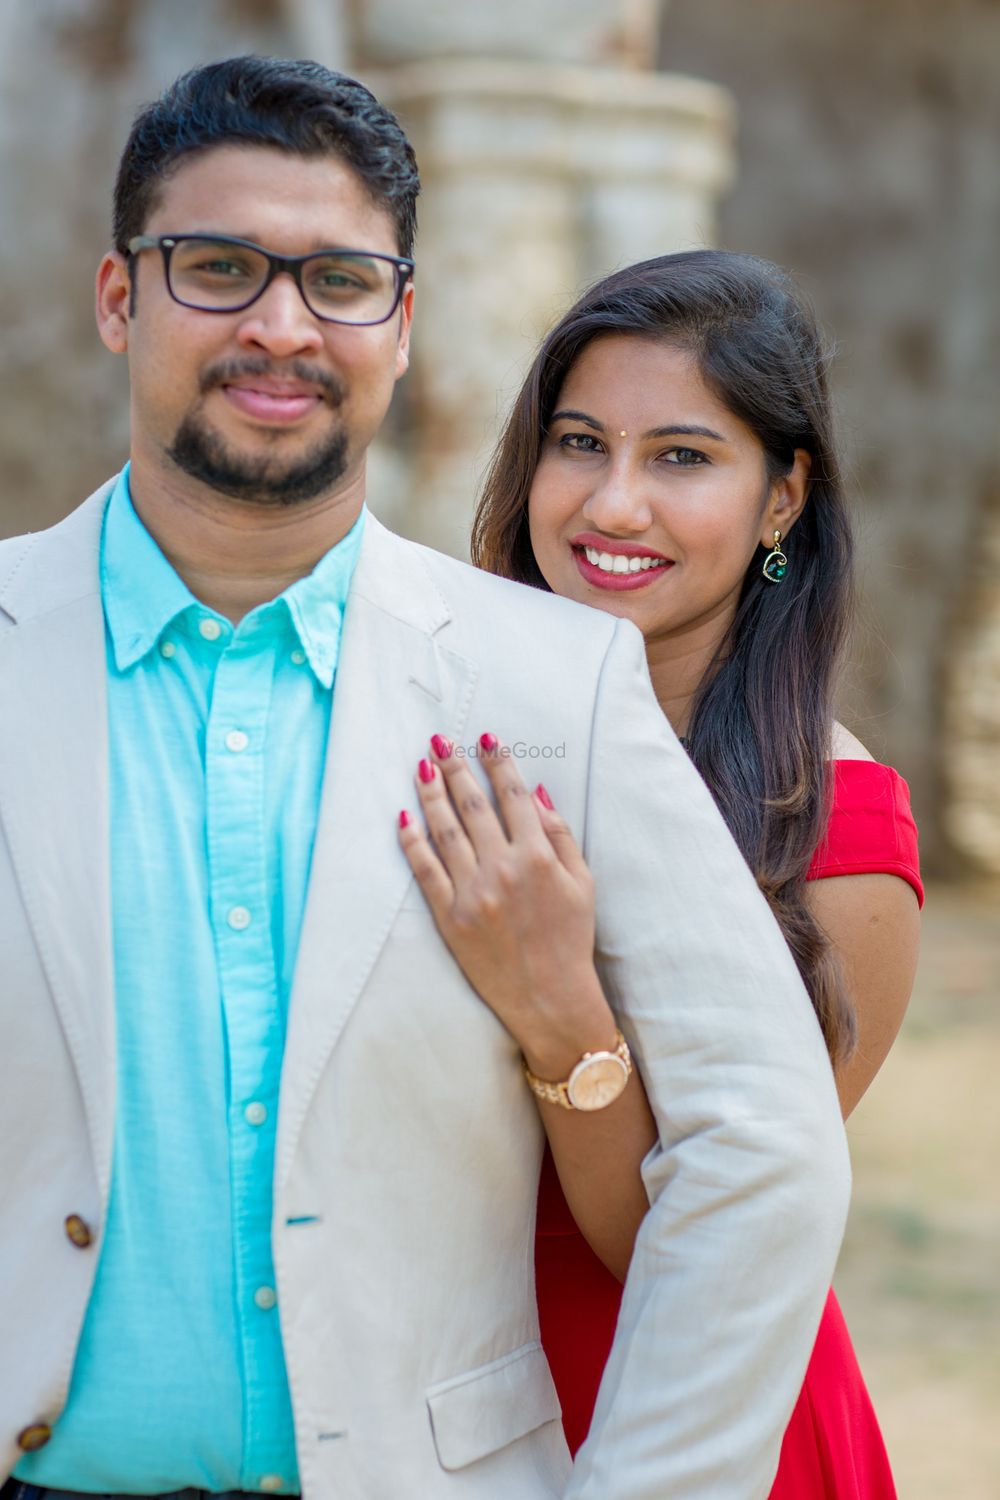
left=398, top=734, right=657, bottom=1280
left=808, top=872, right=920, bottom=1118
left=398, top=732, right=920, bottom=1281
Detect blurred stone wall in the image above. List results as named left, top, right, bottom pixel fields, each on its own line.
left=662, top=0, right=1000, bottom=871
left=0, top=0, right=292, bottom=535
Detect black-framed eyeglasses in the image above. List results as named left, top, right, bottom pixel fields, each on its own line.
left=127, top=233, right=414, bottom=326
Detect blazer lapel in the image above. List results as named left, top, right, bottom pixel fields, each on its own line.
left=276, top=517, right=478, bottom=1192
left=0, top=487, right=116, bottom=1196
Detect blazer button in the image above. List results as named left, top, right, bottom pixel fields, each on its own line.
left=64, top=1214, right=93, bottom=1249
left=17, top=1422, right=53, bottom=1452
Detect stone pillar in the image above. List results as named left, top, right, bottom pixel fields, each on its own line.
left=369, top=58, right=735, bottom=556
left=944, top=504, right=1000, bottom=876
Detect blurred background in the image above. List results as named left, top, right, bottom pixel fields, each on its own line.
left=1, top=1, right=997, bottom=1492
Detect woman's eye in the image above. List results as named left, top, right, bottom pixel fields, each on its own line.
left=664, top=447, right=708, bottom=466
left=559, top=432, right=603, bottom=453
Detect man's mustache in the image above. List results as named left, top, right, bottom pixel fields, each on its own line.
left=199, top=357, right=345, bottom=406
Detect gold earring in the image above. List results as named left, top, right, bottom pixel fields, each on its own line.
left=762, top=530, right=788, bottom=584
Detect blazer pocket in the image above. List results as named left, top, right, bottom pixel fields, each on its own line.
left=426, top=1340, right=562, bottom=1472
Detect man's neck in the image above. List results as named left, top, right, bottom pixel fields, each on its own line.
left=127, top=456, right=366, bottom=623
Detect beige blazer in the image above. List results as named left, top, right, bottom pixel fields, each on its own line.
left=0, top=483, right=850, bottom=1499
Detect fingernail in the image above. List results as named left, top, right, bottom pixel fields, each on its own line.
left=399, top=809, right=412, bottom=828
left=418, top=758, right=436, bottom=784
left=479, top=732, right=499, bottom=754
left=430, top=733, right=453, bottom=760
left=534, top=783, right=554, bottom=811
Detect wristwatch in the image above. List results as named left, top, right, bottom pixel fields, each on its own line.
left=523, top=1029, right=632, bottom=1112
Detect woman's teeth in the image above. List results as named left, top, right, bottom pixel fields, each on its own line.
left=583, top=546, right=669, bottom=574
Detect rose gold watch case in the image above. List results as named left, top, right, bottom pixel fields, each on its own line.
left=565, top=1051, right=630, bottom=1111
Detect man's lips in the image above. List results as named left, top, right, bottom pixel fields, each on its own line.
left=220, top=381, right=324, bottom=425
left=570, top=532, right=675, bottom=591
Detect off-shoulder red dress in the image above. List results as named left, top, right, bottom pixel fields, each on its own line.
left=536, top=759, right=924, bottom=1497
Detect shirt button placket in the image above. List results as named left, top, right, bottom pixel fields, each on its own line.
left=208, top=632, right=287, bottom=1487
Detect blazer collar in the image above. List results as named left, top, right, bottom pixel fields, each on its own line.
left=275, top=514, right=478, bottom=1195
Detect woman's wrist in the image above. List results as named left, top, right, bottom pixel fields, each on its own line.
left=517, top=975, right=619, bottom=1082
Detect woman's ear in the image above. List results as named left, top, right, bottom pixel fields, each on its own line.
left=762, top=448, right=811, bottom=546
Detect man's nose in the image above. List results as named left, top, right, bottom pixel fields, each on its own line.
left=581, top=462, right=653, bottom=534
left=235, top=273, right=325, bottom=357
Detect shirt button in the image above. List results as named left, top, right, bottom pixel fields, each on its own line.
left=64, top=1214, right=93, bottom=1249
left=259, top=1477, right=284, bottom=1493
left=159, top=639, right=177, bottom=659
left=227, top=906, right=252, bottom=931
left=290, top=648, right=306, bottom=665
left=199, top=618, right=223, bottom=641
left=254, top=1285, right=277, bottom=1311
left=225, top=729, right=250, bottom=753
left=17, top=1423, right=53, bottom=1452
left=245, top=1101, right=268, bottom=1127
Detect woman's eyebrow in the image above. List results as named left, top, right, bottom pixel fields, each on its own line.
left=550, top=411, right=728, bottom=442
left=643, top=423, right=726, bottom=441
left=549, top=409, right=604, bottom=431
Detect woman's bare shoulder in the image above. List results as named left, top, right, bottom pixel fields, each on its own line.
left=830, top=720, right=876, bottom=762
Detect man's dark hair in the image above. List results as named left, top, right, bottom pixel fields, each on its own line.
left=113, top=55, right=420, bottom=257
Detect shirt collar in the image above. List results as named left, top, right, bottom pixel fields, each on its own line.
left=100, top=465, right=367, bottom=686
left=101, top=466, right=197, bottom=672
left=280, top=506, right=366, bottom=689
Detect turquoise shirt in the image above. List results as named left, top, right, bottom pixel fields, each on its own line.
left=18, top=469, right=364, bottom=1495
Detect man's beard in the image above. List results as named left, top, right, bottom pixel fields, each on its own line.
left=166, top=358, right=349, bottom=506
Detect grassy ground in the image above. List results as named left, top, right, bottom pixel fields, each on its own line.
left=835, top=882, right=1000, bottom=1499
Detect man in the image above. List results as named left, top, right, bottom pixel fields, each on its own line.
left=0, top=56, right=849, bottom=1500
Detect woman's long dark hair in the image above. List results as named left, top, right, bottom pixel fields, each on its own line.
left=472, top=250, right=856, bottom=1065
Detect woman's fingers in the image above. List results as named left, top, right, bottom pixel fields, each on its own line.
left=428, top=733, right=510, bottom=861
left=412, top=754, right=479, bottom=885
left=532, top=783, right=592, bottom=884
left=476, top=733, right=551, bottom=845
left=397, top=808, right=455, bottom=922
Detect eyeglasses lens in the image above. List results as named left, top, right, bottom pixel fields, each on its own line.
left=168, top=239, right=399, bottom=324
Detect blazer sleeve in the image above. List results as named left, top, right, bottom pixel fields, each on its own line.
left=563, top=618, right=851, bottom=1500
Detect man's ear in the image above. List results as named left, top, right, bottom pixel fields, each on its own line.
left=96, top=251, right=131, bottom=354
left=394, top=279, right=414, bottom=380
left=762, top=448, right=811, bottom=545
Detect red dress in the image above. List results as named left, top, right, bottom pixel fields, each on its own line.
left=536, top=759, right=924, bottom=1495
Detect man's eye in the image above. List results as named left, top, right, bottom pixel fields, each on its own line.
left=316, top=271, right=365, bottom=290
left=196, top=259, right=250, bottom=278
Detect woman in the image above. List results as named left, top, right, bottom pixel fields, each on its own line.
left=398, top=250, right=922, bottom=1496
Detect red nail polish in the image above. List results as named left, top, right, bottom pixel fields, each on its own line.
left=430, top=733, right=453, bottom=760
left=399, top=809, right=412, bottom=828
left=534, top=783, right=554, bottom=811
left=479, top=732, right=499, bottom=754
left=418, top=758, right=436, bottom=784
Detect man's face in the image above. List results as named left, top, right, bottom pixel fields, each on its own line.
left=99, top=144, right=413, bottom=506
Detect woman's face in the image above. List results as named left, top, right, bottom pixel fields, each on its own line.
left=527, top=335, right=808, bottom=649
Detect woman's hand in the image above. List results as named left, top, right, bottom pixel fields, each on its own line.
left=398, top=731, right=659, bottom=1281
left=397, top=732, right=616, bottom=1078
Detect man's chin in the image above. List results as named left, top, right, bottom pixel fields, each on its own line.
left=167, top=417, right=349, bottom=507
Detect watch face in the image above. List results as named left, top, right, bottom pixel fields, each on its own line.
left=567, top=1054, right=629, bottom=1112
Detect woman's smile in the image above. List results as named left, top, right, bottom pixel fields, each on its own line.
left=570, top=530, right=675, bottom=591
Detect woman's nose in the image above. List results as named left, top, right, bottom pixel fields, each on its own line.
left=581, top=463, right=653, bottom=535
